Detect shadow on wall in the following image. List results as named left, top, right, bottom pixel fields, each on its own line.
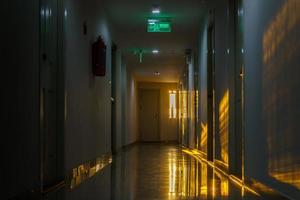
left=262, top=0, right=300, bottom=190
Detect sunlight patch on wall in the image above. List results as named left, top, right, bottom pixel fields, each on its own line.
left=263, top=0, right=300, bottom=64
left=179, top=91, right=188, bottom=119
left=200, top=163, right=208, bottom=196
left=195, top=90, right=199, bottom=122
left=219, top=90, right=229, bottom=164
left=215, top=171, right=229, bottom=197
left=179, top=91, right=188, bottom=144
left=200, top=122, right=208, bottom=153
left=263, top=0, right=300, bottom=189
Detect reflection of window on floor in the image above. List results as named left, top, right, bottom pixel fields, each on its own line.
left=169, top=90, right=177, bottom=119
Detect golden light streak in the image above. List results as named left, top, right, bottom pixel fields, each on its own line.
left=218, top=90, right=229, bottom=164
left=214, top=171, right=229, bottom=196
left=200, top=122, right=208, bottom=153
left=182, top=148, right=261, bottom=197
left=179, top=90, right=188, bottom=144
left=200, top=163, right=208, bottom=196
left=179, top=91, right=188, bottom=119
left=70, top=154, right=112, bottom=189
left=168, top=152, right=177, bottom=197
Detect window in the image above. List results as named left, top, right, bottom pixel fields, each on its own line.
left=169, top=91, right=177, bottom=119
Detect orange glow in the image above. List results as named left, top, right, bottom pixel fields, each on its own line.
left=70, top=154, right=112, bottom=189
left=195, top=90, right=199, bottom=122
left=200, top=164, right=208, bottom=197
left=179, top=90, right=188, bottom=143
left=182, top=148, right=260, bottom=197
left=270, top=169, right=300, bottom=189
left=179, top=91, right=188, bottom=119
left=263, top=0, right=300, bottom=64
left=200, top=122, right=208, bottom=153
left=221, top=178, right=229, bottom=196
left=215, top=171, right=229, bottom=196
left=263, top=0, right=300, bottom=190
left=218, top=90, right=229, bottom=164
left=178, top=155, right=187, bottom=197
left=168, top=152, right=177, bottom=197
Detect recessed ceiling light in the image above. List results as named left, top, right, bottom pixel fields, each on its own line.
left=152, top=49, right=159, bottom=54
left=152, top=8, right=160, bottom=14
left=154, top=71, right=160, bottom=76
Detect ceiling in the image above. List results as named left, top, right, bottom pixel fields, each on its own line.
left=105, top=0, right=207, bottom=82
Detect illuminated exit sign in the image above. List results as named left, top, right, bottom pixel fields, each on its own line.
left=147, top=19, right=172, bottom=32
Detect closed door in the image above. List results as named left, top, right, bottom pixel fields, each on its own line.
left=139, top=89, right=160, bottom=141
left=40, top=0, right=64, bottom=189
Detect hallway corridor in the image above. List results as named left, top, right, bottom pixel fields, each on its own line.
left=3, top=0, right=300, bottom=199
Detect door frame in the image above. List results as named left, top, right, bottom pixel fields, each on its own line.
left=227, top=0, right=245, bottom=179
left=232, top=0, right=245, bottom=179
left=39, top=0, right=65, bottom=194
left=111, top=43, right=117, bottom=154
left=207, top=10, right=216, bottom=162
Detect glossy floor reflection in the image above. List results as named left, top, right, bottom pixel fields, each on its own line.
left=55, top=143, right=285, bottom=200
left=110, top=143, right=260, bottom=200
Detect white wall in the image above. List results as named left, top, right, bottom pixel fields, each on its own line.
left=125, top=67, right=138, bottom=145
left=64, top=0, right=114, bottom=170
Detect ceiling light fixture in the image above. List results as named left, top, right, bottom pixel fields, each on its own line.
left=152, top=49, right=159, bottom=54
left=152, top=7, right=160, bottom=14
left=154, top=71, right=160, bottom=76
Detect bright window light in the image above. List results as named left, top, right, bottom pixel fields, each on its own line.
left=169, top=91, right=177, bottom=119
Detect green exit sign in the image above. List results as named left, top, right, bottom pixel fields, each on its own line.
left=147, top=19, right=171, bottom=32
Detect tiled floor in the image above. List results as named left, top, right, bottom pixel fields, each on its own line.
left=55, top=143, right=284, bottom=200
left=111, top=143, right=260, bottom=200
